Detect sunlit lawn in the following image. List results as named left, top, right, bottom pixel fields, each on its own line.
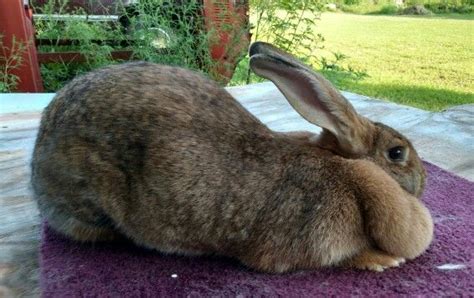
left=233, top=13, right=474, bottom=111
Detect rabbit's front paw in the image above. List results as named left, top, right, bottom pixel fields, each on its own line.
left=345, top=249, right=405, bottom=272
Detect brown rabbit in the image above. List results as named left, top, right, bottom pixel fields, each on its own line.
left=31, top=42, right=433, bottom=273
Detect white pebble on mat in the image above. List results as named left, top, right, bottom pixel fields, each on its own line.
left=436, top=264, right=466, bottom=270
left=171, top=274, right=178, bottom=278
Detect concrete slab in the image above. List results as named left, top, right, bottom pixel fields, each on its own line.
left=0, top=93, right=55, bottom=113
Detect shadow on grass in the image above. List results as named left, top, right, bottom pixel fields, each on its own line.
left=322, top=70, right=474, bottom=111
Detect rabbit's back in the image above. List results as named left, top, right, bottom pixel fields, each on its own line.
left=35, top=62, right=272, bottom=178
left=32, top=62, right=278, bottom=246
left=36, top=62, right=265, bottom=148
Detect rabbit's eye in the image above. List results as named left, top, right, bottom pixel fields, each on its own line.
left=388, top=146, right=406, bottom=162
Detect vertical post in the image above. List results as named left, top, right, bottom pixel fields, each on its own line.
left=203, top=0, right=250, bottom=84
left=0, top=0, right=43, bottom=92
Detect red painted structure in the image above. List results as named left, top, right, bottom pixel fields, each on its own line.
left=0, top=0, right=43, bottom=92
left=1, top=0, right=249, bottom=92
left=203, top=0, right=250, bottom=83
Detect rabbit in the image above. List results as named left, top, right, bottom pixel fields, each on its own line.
left=31, top=41, right=433, bottom=273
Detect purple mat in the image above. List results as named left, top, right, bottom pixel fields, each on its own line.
left=40, top=162, right=474, bottom=296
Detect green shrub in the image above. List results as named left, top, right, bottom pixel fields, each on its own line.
left=424, top=2, right=473, bottom=13
left=338, top=0, right=473, bottom=14
left=338, top=0, right=397, bottom=14
left=33, top=0, right=358, bottom=91
left=344, top=0, right=362, bottom=5
left=376, top=4, right=400, bottom=14
left=0, top=35, right=26, bottom=92
left=231, top=0, right=366, bottom=86
left=34, top=0, right=225, bottom=91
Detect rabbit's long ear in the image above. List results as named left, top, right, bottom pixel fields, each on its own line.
left=249, top=42, right=316, bottom=73
left=249, top=42, right=373, bottom=155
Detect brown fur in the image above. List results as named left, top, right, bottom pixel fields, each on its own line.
left=31, top=43, right=433, bottom=273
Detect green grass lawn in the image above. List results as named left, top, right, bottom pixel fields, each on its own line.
left=233, top=13, right=474, bottom=111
